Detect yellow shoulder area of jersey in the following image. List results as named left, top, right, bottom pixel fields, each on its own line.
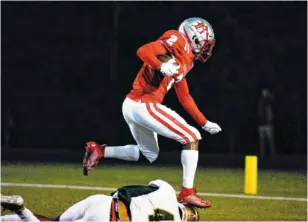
left=118, top=200, right=130, bottom=221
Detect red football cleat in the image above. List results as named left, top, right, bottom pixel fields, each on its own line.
left=82, top=141, right=105, bottom=176
left=178, top=187, right=211, bottom=208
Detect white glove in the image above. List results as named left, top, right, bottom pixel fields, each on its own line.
left=202, top=120, right=222, bottom=135
left=160, top=58, right=180, bottom=76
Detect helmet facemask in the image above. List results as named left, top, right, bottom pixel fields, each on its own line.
left=194, top=38, right=215, bottom=63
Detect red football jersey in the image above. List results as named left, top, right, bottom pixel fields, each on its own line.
left=127, top=30, right=194, bottom=103
left=127, top=30, right=208, bottom=126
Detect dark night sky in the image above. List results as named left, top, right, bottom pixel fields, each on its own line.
left=1, top=1, right=307, bottom=154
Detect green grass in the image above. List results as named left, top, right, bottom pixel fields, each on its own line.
left=1, top=162, right=307, bottom=221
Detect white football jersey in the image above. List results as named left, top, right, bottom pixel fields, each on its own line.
left=129, top=180, right=182, bottom=222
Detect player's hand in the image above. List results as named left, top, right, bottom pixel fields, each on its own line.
left=202, top=120, right=222, bottom=134
left=160, top=58, right=180, bottom=76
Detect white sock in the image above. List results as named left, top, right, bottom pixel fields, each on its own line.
left=104, top=145, right=140, bottom=161
left=181, top=150, right=199, bottom=188
left=18, top=208, right=40, bottom=222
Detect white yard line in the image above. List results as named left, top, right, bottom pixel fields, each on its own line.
left=1, top=182, right=307, bottom=202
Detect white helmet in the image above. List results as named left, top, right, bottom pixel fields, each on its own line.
left=178, top=17, right=216, bottom=63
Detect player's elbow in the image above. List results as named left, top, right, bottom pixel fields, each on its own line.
left=136, top=46, right=142, bottom=57
left=136, top=44, right=148, bottom=59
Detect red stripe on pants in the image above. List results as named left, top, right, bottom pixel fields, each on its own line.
left=153, top=104, right=198, bottom=142
left=146, top=103, right=190, bottom=143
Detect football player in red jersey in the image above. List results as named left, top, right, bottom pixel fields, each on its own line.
left=83, top=17, right=222, bottom=208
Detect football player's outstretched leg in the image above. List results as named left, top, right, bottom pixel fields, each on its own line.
left=83, top=17, right=222, bottom=208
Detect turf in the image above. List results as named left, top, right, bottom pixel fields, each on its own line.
left=1, top=162, right=307, bottom=221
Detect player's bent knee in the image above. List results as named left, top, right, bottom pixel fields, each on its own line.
left=143, top=152, right=159, bottom=163
left=181, top=127, right=201, bottom=150
left=176, top=126, right=201, bottom=145
left=190, top=126, right=202, bottom=142
left=137, top=145, right=159, bottom=163
left=150, top=154, right=159, bottom=163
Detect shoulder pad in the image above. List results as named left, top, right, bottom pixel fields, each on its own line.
left=158, top=30, right=187, bottom=53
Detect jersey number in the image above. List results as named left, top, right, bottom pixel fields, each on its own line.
left=148, top=208, right=174, bottom=221
left=166, top=35, right=178, bottom=46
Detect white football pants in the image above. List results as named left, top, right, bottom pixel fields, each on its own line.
left=122, top=97, right=201, bottom=162
left=58, top=194, right=112, bottom=221
left=1, top=195, right=112, bottom=222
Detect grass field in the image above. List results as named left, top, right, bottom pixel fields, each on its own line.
left=1, top=162, right=307, bottom=221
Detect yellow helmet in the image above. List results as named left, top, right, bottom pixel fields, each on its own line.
left=179, top=203, right=200, bottom=221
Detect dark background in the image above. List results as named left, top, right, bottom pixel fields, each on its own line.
left=1, top=1, right=307, bottom=160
